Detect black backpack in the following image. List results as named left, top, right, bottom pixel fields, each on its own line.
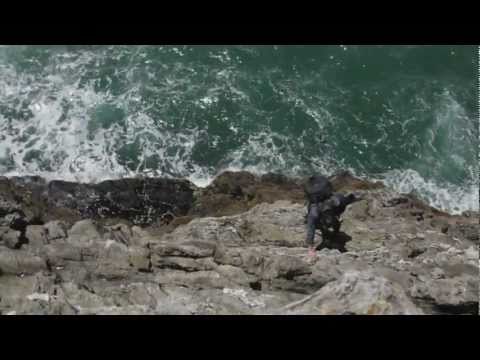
left=304, top=175, right=333, bottom=204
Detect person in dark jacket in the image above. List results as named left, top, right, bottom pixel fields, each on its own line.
left=306, top=192, right=358, bottom=258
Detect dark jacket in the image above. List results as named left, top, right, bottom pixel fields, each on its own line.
left=305, top=193, right=357, bottom=245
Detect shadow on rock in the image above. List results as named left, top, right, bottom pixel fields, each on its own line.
left=316, top=231, right=352, bottom=253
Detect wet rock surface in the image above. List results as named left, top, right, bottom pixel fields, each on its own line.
left=0, top=171, right=478, bottom=315
left=0, top=176, right=195, bottom=227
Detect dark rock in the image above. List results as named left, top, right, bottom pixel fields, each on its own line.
left=260, top=173, right=290, bottom=185
left=0, top=176, right=48, bottom=224
left=329, top=171, right=384, bottom=192
left=431, top=301, right=478, bottom=315
left=46, top=177, right=196, bottom=225
left=0, top=176, right=196, bottom=226
left=190, top=171, right=305, bottom=218
left=209, top=171, right=256, bottom=196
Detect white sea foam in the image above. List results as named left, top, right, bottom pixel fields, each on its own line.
left=0, top=46, right=476, bottom=216
left=379, top=168, right=478, bottom=215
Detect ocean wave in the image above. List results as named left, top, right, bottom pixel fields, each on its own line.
left=380, top=168, right=478, bottom=215
left=0, top=45, right=477, bottom=215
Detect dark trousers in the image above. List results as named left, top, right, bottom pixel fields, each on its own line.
left=306, top=203, right=320, bottom=246
left=305, top=204, right=341, bottom=246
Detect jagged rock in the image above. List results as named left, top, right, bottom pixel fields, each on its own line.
left=310, top=252, right=344, bottom=283
left=329, top=171, right=384, bottom=192
left=210, top=171, right=257, bottom=196
left=1, top=176, right=196, bottom=226
left=213, top=244, right=243, bottom=267
left=91, top=241, right=131, bottom=280
left=450, top=223, right=479, bottom=244
left=214, top=246, right=265, bottom=275
left=152, top=240, right=217, bottom=259
left=241, top=201, right=305, bottom=247
left=262, top=255, right=311, bottom=280
left=131, top=226, right=150, bottom=241
left=50, top=262, right=90, bottom=286
left=410, top=276, right=478, bottom=314
left=431, top=246, right=478, bottom=277
left=104, top=223, right=133, bottom=246
left=160, top=217, right=243, bottom=245
left=215, top=265, right=259, bottom=287
left=128, top=247, right=151, bottom=272
left=0, top=273, right=55, bottom=314
left=154, top=269, right=232, bottom=290
left=46, top=177, right=195, bottom=225
left=283, top=271, right=424, bottom=315
left=0, top=227, right=22, bottom=249
left=343, top=225, right=384, bottom=252
left=0, top=171, right=478, bottom=315
left=52, top=281, right=112, bottom=314
left=25, top=225, right=48, bottom=249
left=430, top=218, right=450, bottom=232
left=44, top=221, right=68, bottom=241
left=152, top=255, right=216, bottom=272
left=44, top=243, right=83, bottom=266
left=0, top=247, right=47, bottom=275
left=122, top=282, right=167, bottom=309
left=0, top=178, right=49, bottom=227
left=344, top=199, right=369, bottom=221
left=189, top=171, right=305, bottom=218
left=68, top=219, right=103, bottom=245
left=161, top=201, right=307, bottom=250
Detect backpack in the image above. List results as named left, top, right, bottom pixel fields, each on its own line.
left=304, top=175, right=333, bottom=204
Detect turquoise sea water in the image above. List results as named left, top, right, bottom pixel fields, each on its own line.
left=0, top=45, right=477, bottom=214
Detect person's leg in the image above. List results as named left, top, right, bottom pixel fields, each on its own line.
left=306, top=205, right=319, bottom=258
left=306, top=205, right=318, bottom=245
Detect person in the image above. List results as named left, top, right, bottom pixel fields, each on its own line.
left=304, top=175, right=358, bottom=259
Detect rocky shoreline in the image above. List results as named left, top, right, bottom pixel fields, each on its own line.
left=0, top=171, right=478, bottom=315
